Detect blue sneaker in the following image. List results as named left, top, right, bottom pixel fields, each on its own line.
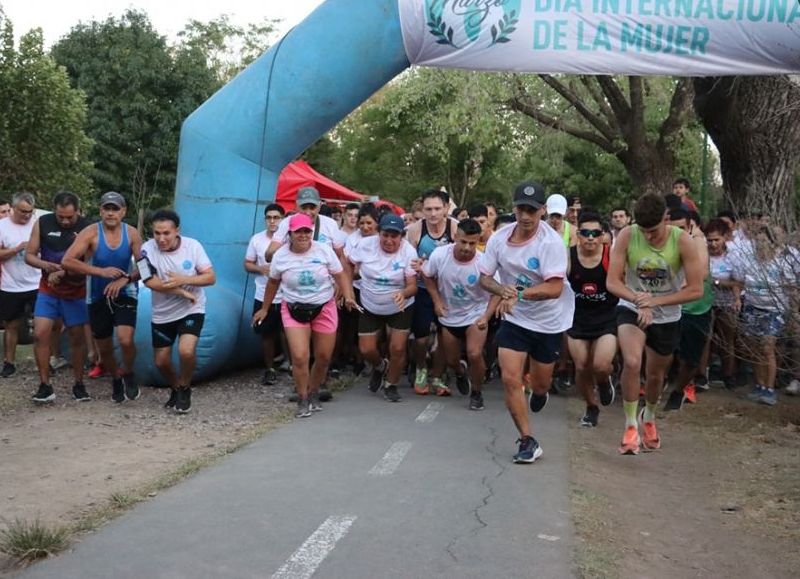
left=759, top=388, right=778, bottom=406
left=513, top=436, right=543, bottom=464
left=528, top=390, right=549, bottom=413
left=746, top=385, right=765, bottom=402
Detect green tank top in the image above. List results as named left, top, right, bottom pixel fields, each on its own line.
left=622, top=225, right=684, bottom=323
left=682, top=262, right=714, bottom=315
left=562, top=222, right=571, bottom=247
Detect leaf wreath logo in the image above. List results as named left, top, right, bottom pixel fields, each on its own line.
left=425, top=0, right=520, bottom=49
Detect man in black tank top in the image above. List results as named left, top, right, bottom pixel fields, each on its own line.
left=566, top=210, right=618, bottom=427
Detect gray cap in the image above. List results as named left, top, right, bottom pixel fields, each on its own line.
left=296, top=186, right=322, bottom=207
left=100, top=191, right=126, bottom=208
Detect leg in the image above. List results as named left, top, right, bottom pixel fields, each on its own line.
left=568, top=337, right=596, bottom=407
left=285, top=327, right=312, bottom=399
left=386, top=329, right=409, bottom=385
left=154, top=347, right=177, bottom=386
left=3, top=318, right=21, bottom=364
left=617, top=324, right=646, bottom=405
left=359, top=333, right=382, bottom=367
left=116, top=325, right=136, bottom=374
left=308, top=331, right=336, bottom=394
left=177, top=334, right=200, bottom=386
left=644, top=346, right=674, bottom=405
left=33, top=317, right=55, bottom=385
left=95, top=337, right=118, bottom=377
left=49, top=319, right=64, bottom=361
left=66, top=325, right=87, bottom=383
left=498, top=348, right=531, bottom=437
left=464, top=326, right=488, bottom=392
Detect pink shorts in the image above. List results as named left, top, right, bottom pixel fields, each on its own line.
left=280, top=299, right=338, bottom=334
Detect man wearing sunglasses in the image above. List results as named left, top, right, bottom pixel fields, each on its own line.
left=63, top=191, right=143, bottom=404
left=566, top=210, right=618, bottom=427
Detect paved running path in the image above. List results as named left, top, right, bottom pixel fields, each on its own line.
left=20, top=382, right=574, bottom=579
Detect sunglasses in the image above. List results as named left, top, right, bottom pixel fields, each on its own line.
left=579, top=229, right=603, bottom=238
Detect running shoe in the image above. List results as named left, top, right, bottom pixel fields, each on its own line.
left=683, top=384, right=697, bottom=404
left=1, top=361, right=16, bottom=378
left=618, top=425, right=641, bottom=455
left=455, top=360, right=471, bottom=395
left=50, top=356, right=70, bottom=371
left=123, top=372, right=139, bottom=401
left=164, top=388, right=178, bottom=409
left=295, top=397, right=312, bottom=418
left=111, top=378, right=125, bottom=403
left=328, top=365, right=341, bottom=379
left=383, top=383, right=402, bottom=402
left=722, top=375, right=737, bottom=391
left=32, top=383, right=55, bottom=403
left=433, top=377, right=451, bottom=397
left=528, top=390, right=549, bottom=413
left=262, top=368, right=277, bottom=386
left=175, top=387, right=192, bottom=414
left=309, top=392, right=323, bottom=412
left=87, top=363, right=106, bottom=379
left=72, top=382, right=91, bottom=402
left=759, top=388, right=778, bottom=406
left=413, top=366, right=430, bottom=395
left=579, top=405, right=599, bottom=427
left=786, top=380, right=800, bottom=396
left=746, top=385, right=765, bottom=402
left=318, top=389, right=333, bottom=402
left=663, top=389, right=684, bottom=411
left=694, top=375, right=710, bottom=392
left=638, top=409, right=661, bottom=451
left=370, top=358, right=388, bottom=393
left=513, top=436, right=543, bottom=464
left=598, top=377, right=615, bottom=406
left=469, top=390, right=484, bottom=411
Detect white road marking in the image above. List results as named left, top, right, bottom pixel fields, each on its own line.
left=537, top=534, right=561, bottom=542
left=415, top=401, right=444, bottom=423
left=271, top=515, right=357, bottom=579
left=369, top=441, right=413, bottom=476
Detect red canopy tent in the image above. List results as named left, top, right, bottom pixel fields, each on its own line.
left=275, top=161, right=404, bottom=215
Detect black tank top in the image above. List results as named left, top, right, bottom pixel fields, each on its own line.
left=568, top=245, right=618, bottom=319
left=38, top=213, right=91, bottom=297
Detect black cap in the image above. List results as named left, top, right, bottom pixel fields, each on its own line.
left=379, top=213, right=405, bottom=233
left=512, top=181, right=545, bottom=209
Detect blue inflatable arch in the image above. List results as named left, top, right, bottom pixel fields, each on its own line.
left=133, top=0, right=799, bottom=383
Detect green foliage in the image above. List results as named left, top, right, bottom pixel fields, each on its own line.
left=0, top=16, right=93, bottom=202
left=0, top=518, right=69, bottom=562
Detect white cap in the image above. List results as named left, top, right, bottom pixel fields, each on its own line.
left=546, top=194, right=568, bottom=216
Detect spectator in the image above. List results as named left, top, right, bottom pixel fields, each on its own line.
left=672, top=177, right=698, bottom=212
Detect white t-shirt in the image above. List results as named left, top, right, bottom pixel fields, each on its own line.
left=0, top=217, right=39, bottom=292
left=348, top=235, right=417, bottom=315
left=269, top=241, right=342, bottom=306
left=245, top=230, right=282, bottom=304
left=732, top=252, right=797, bottom=312
left=710, top=253, right=735, bottom=307
left=141, top=237, right=213, bottom=324
left=423, top=245, right=489, bottom=327
left=479, top=222, right=574, bottom=334
left=272, top=214, right=344, bottom=250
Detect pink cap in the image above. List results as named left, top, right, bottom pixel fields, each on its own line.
left=288, top=213, right=314, bottom=232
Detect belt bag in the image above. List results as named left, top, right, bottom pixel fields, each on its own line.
left=288, top=302, right=324, bottom=323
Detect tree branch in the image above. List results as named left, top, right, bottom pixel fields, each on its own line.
left=658, top=77, right=694, bottom=148
left=538, top=74, right=618, bottom=144
left=579, top=76, right=620, bottom=133
left=595, top=76, right=631, bottom=122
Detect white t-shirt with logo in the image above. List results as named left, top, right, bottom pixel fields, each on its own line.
left=478, top=222, right=574, bottom=334
left=269, top=241, right=342, bottom=306
left=246, top=230, right=282, bottom=304
left=0, top=217, right=39, bottom=292
left=422, top=245, right=489, bottom=327
left=141, top=237, right=213, bottom=324
left=348, top=235, right=417, bottom=315
left=272, top=214, right=344, bottom=250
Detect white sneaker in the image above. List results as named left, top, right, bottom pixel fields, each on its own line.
left=786, top=380, right=800, bottom=396
left=49, top=356, right=70, bottom=370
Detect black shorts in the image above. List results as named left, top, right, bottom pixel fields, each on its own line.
left=89, top=296, right=138, bottom=339
left=616, top=306, right=680, bottom=357
left=496, top=320, right=562, bottom=364
left=439, top=322, right=471, bottom=341
left=678, top=310, right=712, bottom=367
left=253, top=300, right=282, bottom=336
left=151, top=314, right=205, bottom=349
left=359, top=307, right=413, bottom=335
left=0, top=289, right=37, bottom=322
left=411, top=286, right=437, bottom=339
left=567, top=317, right=617, bottom=341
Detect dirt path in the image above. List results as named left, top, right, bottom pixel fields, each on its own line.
left=569, top=387, right=800, bottom=579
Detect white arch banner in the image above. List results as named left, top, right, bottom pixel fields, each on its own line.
left=398, top=0, right=800, bottom=75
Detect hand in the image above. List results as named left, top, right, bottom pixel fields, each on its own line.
left=499, top=285, right=518, bottom=300
left=103, top=277, right=129, bottom=298
left=99, top=266, right=126, bottom=280
left=496, top=297, right=516, bottom=317
left=410, top=258, right=424, bottom=273
left=333, top=283, right=343, bottom=304
left=252, top=308, right=268, bottom=327
left=344, top=296, right=363, bottom=313
left=260, top=264, right=270, bottom=275
left=733, top=297, right=742, bottom=313
left=393, top=291, right=406, bottom=309
left=177, top=289, right=197, bottom=304
left=634, top=292, right=658, bottom=309
left=42, top=262, right=62, bottom=274
left=162, top=272, right=187, bottom=289
left=433, top=300, right=447, bottom=318
left=15, top=241, right=27, bottom=253
left=475, top=316, right=489, bottom=331
left=47, top=270, right=65, bottom=287
left=637, top=306, right=654, bottom=329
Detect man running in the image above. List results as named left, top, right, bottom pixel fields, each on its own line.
left=467, top=204, right=493, bottom=252
left=25, top=192, right=91, bottom=402
left=606, top=193, right=704, bottom=455
left=610, top=207, right=631, bottom=242
left=140, top=210, right=215, bottom=414
left=423, top=218, right=498, bottom=410
left=546, top=194, right=576, bottom=248
left=0, top=193, right=39, bottom=378
left=63, top=191, right=142, bottom=403
left=566, top=210, right=618, bottom=426
left=479, top=181, right=574, bottom=464
left=245, top=203, right=286, bottom=385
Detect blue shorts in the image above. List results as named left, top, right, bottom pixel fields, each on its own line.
left=411, top=286, right=437, bottom=339
left=740, top=304, right=784, bottom=338
left=34, top=292, right=89, bottom=328
left=496, top=320, right=562, bottom=364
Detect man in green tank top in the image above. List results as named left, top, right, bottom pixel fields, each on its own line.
left=607, top=194, right=704, bottom=455
left=663, top=209, right=713, bottom=411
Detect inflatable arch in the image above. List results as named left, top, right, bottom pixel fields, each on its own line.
left=133, top=0, right=799, bottom=383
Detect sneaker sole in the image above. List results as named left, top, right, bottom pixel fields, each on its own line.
left=175, top=408, right=192, bottom=414
left=32, top=395, right=56, bottom=403
left=513, top=446, right=543, bottom=464
left=637, top=408, right=660, bottom=450
left=73, top=396, right=92, bottom=402
left=579, top=419, right=597, bottom=427
left=296, top=412, right=312, bottom=418
left=619, top=445, right=640, bottom=455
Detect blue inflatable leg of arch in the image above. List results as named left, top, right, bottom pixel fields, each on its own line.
left=133, top=0, right=411, bottom=384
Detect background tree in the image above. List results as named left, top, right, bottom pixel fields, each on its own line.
left=0, top=13, right=93, bottom=200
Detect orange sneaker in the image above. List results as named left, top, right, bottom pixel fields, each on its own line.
left=683, top=384, right=697, bottom=404
left=414, top=384, right=430, bottom=396
left=88, top=364, right=106, bottom=379
left=432, top=377, right=451, bottom=397
left=641, top=420, right=661, bottom=451
left=618, top=425, right=641, bottom=455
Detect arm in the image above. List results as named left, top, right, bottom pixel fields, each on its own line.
left=0, top=235, right=28, bottom=263
left=606, top=228, right=639, bottom=303
left=422, top=273, right=447, bottom=318
left=521, top=277, right=564, bottom=301
left=252, top=278, right=282, bottom=324
left=163, top=267, right=216, bottom=289
left=265, top=240, right=282, bottom=262
left=24, top=221, right=60, bottom=274
left=143, top=275, right=198, bottom=301
left=332, top=270, right=358, bottom=310
left=393, top=275, right=418, bottom=310
left=244, top=259, right=269, bottom=276
left=476, top=295, right=502, bottom=329
left=479, top=274, right=517, bottom=300
left=62, top=228, right=125, bottom=279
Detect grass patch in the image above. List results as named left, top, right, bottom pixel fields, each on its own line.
left=572, top=486, right=618, bottom=579
left=327, top=372, right=358, bottom=393
left=0, top=518, right=70, bottom=563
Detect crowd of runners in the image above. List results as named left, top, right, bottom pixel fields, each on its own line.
left=1, top=177, right=798, bottom=462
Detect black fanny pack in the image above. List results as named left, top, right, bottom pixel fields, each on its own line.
left=287, top=302, right=324, bottom=323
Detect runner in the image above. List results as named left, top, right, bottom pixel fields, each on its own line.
left=244, top=203, right=286, bottom=386
left=478, top=181, right=574, bottom=464
left=253, top=213, right=357, bottom=417
left=140, top=210, right=215, bottom=414
left=405, top=189, right=459, bottom=394
left=610, top=207, right=631, bottom=242
left=24, top=192, right=91, bottom=402
left=422, top=218, right=498, bottom=410
left=467, top=204, right=493, bottom=252
left=606, top=193, right=704, bottom=455
left=545, top=194, right=576, bottom=248
left=0, top=193, right=39, bottom=378
left=567, top=196, right=582, bottom=228
left=341, top=203, right=360, bottom=237
left=0, top=199, right=10, bottom=219
left=62, top=191, right=142, bottom=403
left=349, top=214, right=418, bottom=403
left=566, top=210, right=618, bottom=427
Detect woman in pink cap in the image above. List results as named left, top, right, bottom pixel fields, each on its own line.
left=253, top=213, right=357, bottom=418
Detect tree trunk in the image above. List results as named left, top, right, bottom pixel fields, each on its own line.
left=693, top=76, right=800, bottom=222
left=618, top=143, right=676, bottom=196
